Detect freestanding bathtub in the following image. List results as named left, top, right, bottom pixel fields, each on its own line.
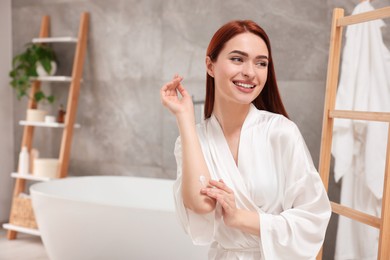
left=30, top=176, right=208, bottom=260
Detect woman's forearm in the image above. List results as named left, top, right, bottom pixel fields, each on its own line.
left=176, top=113, right=216, bottom=214
left=232, top=209, right=260, bottom=236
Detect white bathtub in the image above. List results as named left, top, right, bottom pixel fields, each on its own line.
left=30, top=176, right=208, bottom=260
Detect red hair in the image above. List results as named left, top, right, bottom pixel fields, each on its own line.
left=204, top=20, right=288, bottom=119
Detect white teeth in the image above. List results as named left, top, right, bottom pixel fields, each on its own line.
left=234, top=82, right=255, bottom=89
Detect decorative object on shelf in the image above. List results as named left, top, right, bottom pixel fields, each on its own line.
left=29, top=149, right=39, bottom=174
left=57, top=104, right=66, bottom=123
left=18, top=146, right=29, bottom=175
left=36, top=61, right=57, bottom=77
left=9, top=43, right=57, bottom=104
left=44, top=115, right=56, bottom=123
left=26, top=108, right=47, bottom=122
left=10, top=194, right=38, bottom=229
left=33, top=158, right=59, bottom=178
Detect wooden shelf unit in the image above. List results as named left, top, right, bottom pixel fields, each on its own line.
left=5, top=12, right=89, bottom=240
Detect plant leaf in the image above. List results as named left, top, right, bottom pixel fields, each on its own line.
left=47, top=95, right=55, bottom=104
left=10, top=43, right=57, bottom=104
left=40, top=58, right=51, bottom=73
left=34, top=91, right=45, bottom=102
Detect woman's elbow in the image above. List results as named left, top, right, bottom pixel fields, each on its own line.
left=184, top=196, right=216, bottom=214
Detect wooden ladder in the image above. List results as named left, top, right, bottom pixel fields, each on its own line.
left=6, top=12, right=89, bottom=240
left=317, top=6, right=390, bottom=260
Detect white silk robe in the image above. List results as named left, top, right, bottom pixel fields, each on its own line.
left=173, top=104, right=331, bottom=260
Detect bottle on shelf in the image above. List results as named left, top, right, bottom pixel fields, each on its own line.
left=29, top=149, right=39, bottom=175
left=57, top=104, right=66, bottom=123
left=18, top=146, right=29, bottom=175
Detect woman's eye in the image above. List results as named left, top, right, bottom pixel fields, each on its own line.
left=230, top=57, right=243, bottom=63
left=256, top=61, right=268, bottom=68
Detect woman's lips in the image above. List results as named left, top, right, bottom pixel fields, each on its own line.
left=233, top=81, right=256, bottom=93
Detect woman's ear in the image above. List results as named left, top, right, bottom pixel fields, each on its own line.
left=205, top=56, right=214, bottom=78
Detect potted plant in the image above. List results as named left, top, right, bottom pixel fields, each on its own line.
left=9, top=43, right=57, bottom=121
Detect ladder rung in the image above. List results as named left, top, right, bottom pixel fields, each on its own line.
left=337, top=6, right=390, bottom=27
left=331, top=202, right=381, bottom=229
left=330, top=110, right=390, bottom=122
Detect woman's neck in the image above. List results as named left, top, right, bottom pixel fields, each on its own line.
left=213, top=100, right=250, bottom=134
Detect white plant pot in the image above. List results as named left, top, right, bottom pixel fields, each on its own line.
left=36, top=61, right=57, bottom=77
left=33, top=158, right=59, bottom=178
left=26, top=109, right=47, bottom=122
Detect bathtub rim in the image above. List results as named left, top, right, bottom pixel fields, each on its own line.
left=29, top=175, right=176, bottom=212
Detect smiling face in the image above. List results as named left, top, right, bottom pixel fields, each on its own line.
left=206, top=32, right=269, bottom=107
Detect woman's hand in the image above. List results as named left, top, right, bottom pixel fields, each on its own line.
left=160, top=74, right=194, bottom=118
left=201, top=179, right=260, bottom=236
left=201, top=179, right=240, bottom=228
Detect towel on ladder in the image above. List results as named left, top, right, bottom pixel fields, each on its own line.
left=332, top=1, right=390, bottom=259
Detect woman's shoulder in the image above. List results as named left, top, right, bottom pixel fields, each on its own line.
left=250, top=109, right=301, bottom=141
left=251, top=109, right=297, bottom=129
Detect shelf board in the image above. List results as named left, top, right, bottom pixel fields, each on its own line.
left=32, top=37, right=78, bottom=43
left=30, top=76, right=83, bottom=83
left=2, top=223, right=40, bottom=236
left=19, top=120, right=81, bottom=128
left=30, top=76, right=73, bottom=82
left=11, top=172, right=53, bottom=182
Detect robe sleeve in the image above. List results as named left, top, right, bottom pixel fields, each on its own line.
left=259, top=121, right=331, bottom=259
left=172, top=136, right=215, bottom=246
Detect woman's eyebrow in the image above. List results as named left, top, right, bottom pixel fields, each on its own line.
left=229, top=50, right=268, bottom=60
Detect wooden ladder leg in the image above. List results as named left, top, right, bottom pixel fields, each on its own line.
left=316, top=8, right=345, bottom=260
left=58, top=12, right=89, bottom=178
left=378, top=124, right=390, bottom=260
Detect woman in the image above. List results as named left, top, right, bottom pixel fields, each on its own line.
left=160, top=20, right=331, bottom=260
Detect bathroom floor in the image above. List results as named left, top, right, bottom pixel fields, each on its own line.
left=0, top=227, right=48, bottom=260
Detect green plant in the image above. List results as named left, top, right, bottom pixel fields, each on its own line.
left=9, top=43, right=57, bottom=104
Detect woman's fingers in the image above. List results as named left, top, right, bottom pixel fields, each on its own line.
left=201, top=188, right=234, bottom=214
left=218, top=197, right=232, bottom=212
left=160, top=74, right=194, bottom=116
left=200, top=180, right=238, bottom=226
left=176, top=83, right=189, bottom=98
left=160, top=75, right=185, bottom=101
left=161, top=76, right=182, bottom=93
left=200, top=179, right=235, bottom=208
left=160, top=75, right=183, bottom=107
left=200, top=179, right=233, bottom=198
left=209, top=179, right=233, bottom=194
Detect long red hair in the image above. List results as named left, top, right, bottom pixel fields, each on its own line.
left=204, top=20, right=288, bottom=119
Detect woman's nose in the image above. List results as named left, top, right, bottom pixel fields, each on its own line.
left=241, top=62, right=255, bottom=78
